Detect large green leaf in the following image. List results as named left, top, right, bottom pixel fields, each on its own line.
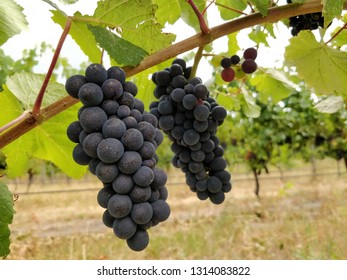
left=314, top=95, right=344, bottom=113
left=6, top=73, right=66, bottom=110
left=153, top=0, right=181, bottom=25
left=285, top=31, right=347, bottom=96
left=322, top=0, right=344, bottom=26
left=51, top=10, right=101, bottom=63
left=0, top=0, right=28, bottom=46
left=250, top=69, right=296, bottom=103
left=217, top=0, right=247, bottom=20
left=93, top=0, right=175, bottom=54
left=88, top=25, right=148, bottom=67
left=0, top=182, right=14, bottom=258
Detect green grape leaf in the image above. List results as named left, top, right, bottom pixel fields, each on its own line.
left=285, top=31, right=347, bottom=96
left=228, top=33, right=240, bottom=55
left=314, top=95, right=344, bottom=113
left=322, top=0, right=344, bottom=26
left=241, top=90, right=261, bottom=118
left=248, top=0, right=270, bottom=16
left=93, top=0, right=175, bottom=54
left=153, top=0, right=181, bottom=25
left=31, top=104, right=87, bottom=178
left=217, top=0, right=247, bottom=20
left=250, top=69, right=296, bottom=103
left=6, top=73, right=66, bottom=110
left=0, top=0, right=28, bottom=46
left=51, top=10, right=101, bottom=63
left=0, top=182, right=14, bottom=258
left=217, top=92, right=240, bottom=112
left=331, top=26, right=347, bottom=48
left=88, top=25, right=148, bottom=67
left=248, top=26, right=269, bottom=46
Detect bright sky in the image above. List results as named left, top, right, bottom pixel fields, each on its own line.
left=2, top=0, right=293, bottom=81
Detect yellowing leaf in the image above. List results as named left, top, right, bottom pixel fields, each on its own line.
left=285, top=31, right=347, bottom=96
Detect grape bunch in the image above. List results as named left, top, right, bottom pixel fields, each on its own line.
left=150, top=59, right=232, bottom=204
left=220, top=47, right=258, bottom=82
left=286, top=0, right=325, bottom=36
left=65, top=64, right=170, bottom=251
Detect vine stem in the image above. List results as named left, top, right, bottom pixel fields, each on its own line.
left=190, top=46, right=204, bottom=79
left=1, top=1, right=347, bottom=149
left=187, top=0, right=211, bottom=34
left=325, top=22, right=347, bottom=45
left=32, top=16, right=72, bottom=117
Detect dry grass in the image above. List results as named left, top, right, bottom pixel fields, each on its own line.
left=6, top=166, right=347, bottom=260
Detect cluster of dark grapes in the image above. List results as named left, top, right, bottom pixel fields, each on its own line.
left=220, top=48, right=258, bottom=82
left=65, top=64, right=170, bottom=251
left=287, top=0, right=325, bottom=36
left=149, top=59, right=232, bottom=204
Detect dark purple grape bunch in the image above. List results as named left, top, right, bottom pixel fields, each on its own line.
left=220, top=47, right=258, bottom=82
left=286, top=0, right=325, bottom=36
left=65, top=63, right=170, bottom=251
left=149, top=59, right=232, bottom=205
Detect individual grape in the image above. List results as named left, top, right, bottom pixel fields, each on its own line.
left=194, top=104, right=210, bottom=121
left=158, top=115, right=174, bottom=131
left=107, top=194, right=132, bottom=218
left=65, top=75, right=87, bottom=99
left=102, top=118, right=126, bottom=139
left=211, top=106, right=227, bottom=122
left=142, top=112, right=158, bottom=128
left=243, top=47, right=258, bottom=60
left=126, top=229, right=149, bottom=251
left=207, top=176, right=222, bottom=193
left=123, top=81, right=138, bottom=97
left=97, top=185, right=115, bottom=208
left=113, top=216, right=137, bottom=239
left=101, top=99, right=119, bottom=116
left=209, top=157, right=227, bottom=172
left=193, top=120, right=208, bottom=132
left=157, top=186, right=168, bottom=200
left=193, top=84, right=209, bottom=100
left=85, top=63, right=107, bottom=85
left=196, top=180, right=207, bottom=191
left=83, top=132, right=104, bottom=158
left=130, top=109, right=143, bottom=123
left=112, top=173, right=134, bottom=194
left=182, top=94, right=197, bottom=110
left=221, top=67, right=235, bottom=82
left=133, top=166, right=154, bottom=187
left=170, top=88, right=185, bottom=103
left=148, top=189, right=160, bottom=202
left=102, top=210, right=115, bottom=228
left=151, top=167, right=168, bottom=188
left=79, top=107, right=107, bottom=133
left=120, top=128, right=143, bottom=151
left=197, top=190, right=209, bottom=200
left=96, top=162, right=119, bottom=183
left=155, top=70, right=171, bottom=86
left=79, top=130, right=88, bottom=144
left=172, top=58, right=186, bottom=71
left=118, top=151, right=142, bottom=174
left=66, top=121, right=83, bottom=143
left=188, top=77, right=202, bottom=86
left=107, top=66, right=126, bottom=84
left=118, top=91, right=135, bottom=108
left=151, top=200, right=170, bottom=223
left=88, top=158, right=101, bottom=175
left=117, top=105, right=131, bottom=118
left=72, top=143, right=92, bottom=165
left=158, top=100, right=173, bottom=115
left=137, top=121, right=156, bottom=142
left=230, top=55, right=240, bottom=65
left=122, top=116, right=138, bottom=129
left=131, top=202, right=153, bottom=225
left=133, top=98, right=145, bottom=113
left=220, top=57, right=232, bottom=69
left=78, top=83, right=103, bottom=107
left=183, top=129, right=200, bottom=146
left=209, top=191, right=225, bottom=204
left=97, top=138, right=124, bottom=163
left=154, top=129, right=164, bottom=146
left=191, top=150, right=205, bottom=162
left=101, top=78, right=123, bottom=100
left=138, top=141, right=156, bottom=159
left=129, top=185, right=152, bottom=203
left=169, top=63, right=184, bottom=77
left=241, top=59, right=258, bottom=74
left=172, top=75, right=186, bottom=88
